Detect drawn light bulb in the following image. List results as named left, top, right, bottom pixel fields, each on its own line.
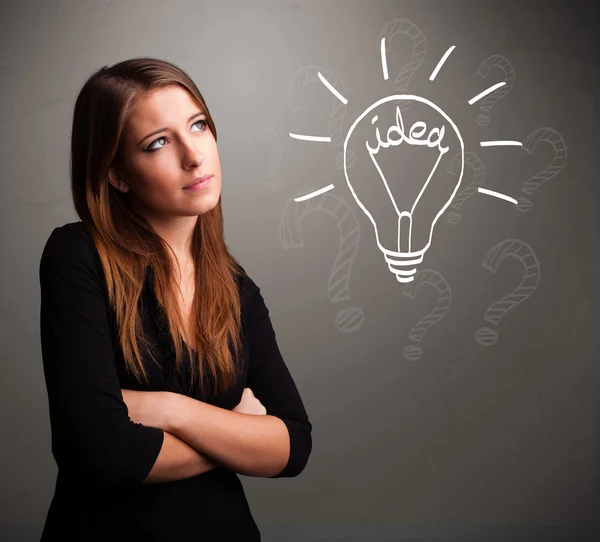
left=290, top=44, right=523, bottom=285
left=343, top=94, right=464, bottom=283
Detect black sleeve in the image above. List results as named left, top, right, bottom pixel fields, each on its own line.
left=243, top=274, right=312, bottom=478
left=39, top=225, right=164, bottom=488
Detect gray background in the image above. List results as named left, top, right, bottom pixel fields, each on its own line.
left=1, top=0, right=597, bottom=540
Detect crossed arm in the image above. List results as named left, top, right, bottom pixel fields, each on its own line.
left=40, top=227, right=311, bottom=488
left=122, top=389, right=290, bottom=481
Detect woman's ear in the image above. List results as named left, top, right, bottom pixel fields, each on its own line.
left=107, top=166, right=130, bottom=193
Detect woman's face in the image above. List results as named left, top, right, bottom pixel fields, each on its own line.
left=109, top=84, right=221, bottom=220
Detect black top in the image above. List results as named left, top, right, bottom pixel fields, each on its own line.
left=38, top=221, right=312, bottom=541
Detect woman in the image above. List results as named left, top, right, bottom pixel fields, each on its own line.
left=38, top=57, right=312, bottom=541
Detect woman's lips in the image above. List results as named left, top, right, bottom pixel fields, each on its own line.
left=183, top=175, right=213, bottom=190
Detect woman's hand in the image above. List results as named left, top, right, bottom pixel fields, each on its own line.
left=232, top=388, right=267, bottom=416
left=121, top=389, right=171, bottom=431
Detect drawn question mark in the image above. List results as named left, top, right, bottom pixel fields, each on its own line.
left=402, top=269, right=451, bottom=361
left=288, top=65, right=355, bottom=172
left=516, top=127, right=567, bottom=212
left=446, top=151, right=485, bottom=225
left=279, top=189, right=364, bottom=333
left=378, top=18, right=427, bottom=112
left=249, top=128, right=284, bottom=191
left=474, top=55, right=515, bottom=127
left=476, top=239, right=540, bottom=346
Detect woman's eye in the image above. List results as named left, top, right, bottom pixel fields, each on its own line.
left=147, top=137, right=167, bottom=151
left=146, top=119, right=207, bottom=151
left=192, top=119, right=207, bottom=131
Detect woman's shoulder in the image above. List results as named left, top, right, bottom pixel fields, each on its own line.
left=43, top=220, right=94, bottom=251
left=40, top=221, right=102, bottom=278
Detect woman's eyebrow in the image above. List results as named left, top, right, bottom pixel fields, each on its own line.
left=137, top=111, right=205, bottom=145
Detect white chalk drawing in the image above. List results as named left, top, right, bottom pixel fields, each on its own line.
left=473, top=55, right=516, bottom=127
left=516, top=127, right=567, bottom=212
left=377, top=19, right=427, bottom=111
left=402, top=269, right=452, bottom=361
left=250, top=128, right=284, bottom=191
left=288, top=65, right=355, bottom=171
left=279, top=189, right=364, bottom=333
left=294, top=185, right=335, bottom=201
left=477, top=188, right=518, bottom=205
left=345, top=94, right=460, bottom=284
left=480, top=140, right=522, bottom=147
left=429, top=45, right=455, bottom=81
left=476, top=239, right=540, bottom=346
left=288, top=29, right=526, bottom=284
left=446, top=151, right=485, bottom=225
left=468, top=81, right=507, bottom=106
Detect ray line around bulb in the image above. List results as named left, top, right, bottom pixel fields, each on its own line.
left=381, top=37, right=389, bottom=80
left=429, top=45, right=456, bottom=81
left=480, top=140, right=523, bottom=147
left=468, top=81, right=506, bottom=105
left=294, top=184, right=335, bottom=202
left=318, top=71, right=348, bottom=104
left=478, top=187, right=518, bottom=204
left=288, top=133, right=332, bottom=142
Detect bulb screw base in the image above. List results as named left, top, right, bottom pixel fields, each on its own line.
left=383, top=252, right=423, bottom=284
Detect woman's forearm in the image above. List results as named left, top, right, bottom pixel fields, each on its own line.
left=143, top=430, right=221, bottom=484
left=163, top=393, right=290, bottom=478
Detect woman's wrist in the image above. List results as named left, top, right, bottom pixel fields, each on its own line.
left=161, top=393, right=222, bottom=473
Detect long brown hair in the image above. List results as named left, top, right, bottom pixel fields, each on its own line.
left=70, top=57, right=244, bottom=398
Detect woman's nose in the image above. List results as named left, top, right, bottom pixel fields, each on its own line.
left=181, top=139, right=204, bottom=166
